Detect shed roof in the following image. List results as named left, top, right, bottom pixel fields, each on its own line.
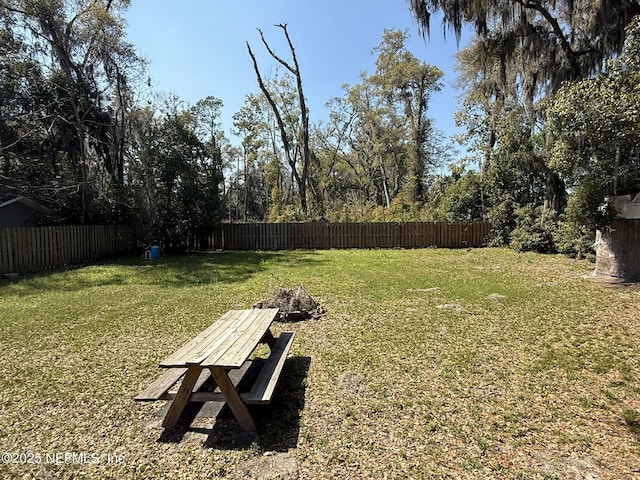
left=0, top=195, right=53, bottom=214
left=609, top=192, right=640, bottom=219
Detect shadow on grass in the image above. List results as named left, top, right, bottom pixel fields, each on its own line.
left=623, top=409, right=640, bottom=442
left=1, top=250, right=325, bottom=293
left=156, top=356, right=311, bottom=451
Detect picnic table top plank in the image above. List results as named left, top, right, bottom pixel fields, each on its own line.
left=183, top=309, right=255, bottom=365
left=202, top=308, right=279, bottom=368
left=159, top=308, right=279, bottom=369
left=158, top=310, right=238, bottom=367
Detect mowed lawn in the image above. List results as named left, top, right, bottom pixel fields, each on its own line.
left=1, top=248, right=639, bottom=479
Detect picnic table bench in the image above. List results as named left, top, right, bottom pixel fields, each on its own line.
left=135, top=308, right=295, bottom=432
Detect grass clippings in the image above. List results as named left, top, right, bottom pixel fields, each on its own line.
left=1, top=248, right=639, bottom=479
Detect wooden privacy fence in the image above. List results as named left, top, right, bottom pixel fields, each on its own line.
left=0, top=224, right=137, bottom=276
left=213, top=221, right=492, bottom=251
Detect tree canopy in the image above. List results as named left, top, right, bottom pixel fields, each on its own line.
left=0, top=0, right=140, bottom=223
left=410, top=0, right=640, bottom=90
left=545, top=15, right=640, bottom=230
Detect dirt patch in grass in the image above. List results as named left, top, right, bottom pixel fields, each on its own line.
left=242, top=452, right=298, bottom=480
left=337, top=371, right=366, bottom=396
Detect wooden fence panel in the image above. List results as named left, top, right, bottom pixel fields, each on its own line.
left=0, top=225, right=136, bottom=276
left=187, top=221, right=492, bottom=252
left=212, top=221, right=491, bottom=251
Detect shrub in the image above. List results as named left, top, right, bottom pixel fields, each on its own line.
left=509, top=205, right=558, bottom=253
left=553, top=217, right=596, bottom=261
left=486, top=197, right=518, bottom=246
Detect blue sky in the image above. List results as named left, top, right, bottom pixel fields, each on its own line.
left=125, top=0, right=469, bottom=144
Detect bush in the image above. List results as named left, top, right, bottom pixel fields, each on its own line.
left=509, top=205, right=558, bottom=253
left=553, top=217, right=596, bottom=261
left=486, top=197, right=518, bottom=246
left=488, top=200, right=596, bottom=260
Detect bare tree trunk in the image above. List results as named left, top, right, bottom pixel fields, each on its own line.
left=247, top=41, right=305, bottom=212
left=379, top=160, right=391, bottom=208
left=243, top=147, right=248, bottom=222
left=249, top=24, right=311, bottom=214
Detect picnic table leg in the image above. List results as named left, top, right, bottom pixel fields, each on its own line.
left=162, top=367, right=202, bottom=428
left=210, top=367, right=257, bottom=432
left=261, top=328, right=277, bottom=348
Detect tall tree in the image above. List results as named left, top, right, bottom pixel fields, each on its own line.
left=231, top=95, right=262, bottom=221
left=232, top=80, right=301, bottom=220
left=0, top=17, right=54, bottom=199
left=247, top=23, right=312, bottom=214
left=0, top=0, right=140, bottom=222
left=191, top=96, right=224, bottom=150
left=545, top=15, right=640, bottom=230
left=130, top=97, right=223, bottom=247
left=345, top=72, right=407, bottom=208
left=322, top=29, right=444, bottom=217
left=372, top=29, right=443, bottom=203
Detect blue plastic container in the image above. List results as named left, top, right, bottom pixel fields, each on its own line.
left=150, top=245, right=161, bottom=260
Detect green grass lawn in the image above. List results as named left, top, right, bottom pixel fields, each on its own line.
left=1, top=248, right=639, bottom=479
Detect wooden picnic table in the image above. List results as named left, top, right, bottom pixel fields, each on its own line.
left=135, top=308, right=295, bottom=432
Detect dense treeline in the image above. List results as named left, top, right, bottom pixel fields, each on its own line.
left=1, top=1, right=639, bottom=256
left=410, top=0, right=640, bottom=257
left=0, top=0, right=224, bottom=247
